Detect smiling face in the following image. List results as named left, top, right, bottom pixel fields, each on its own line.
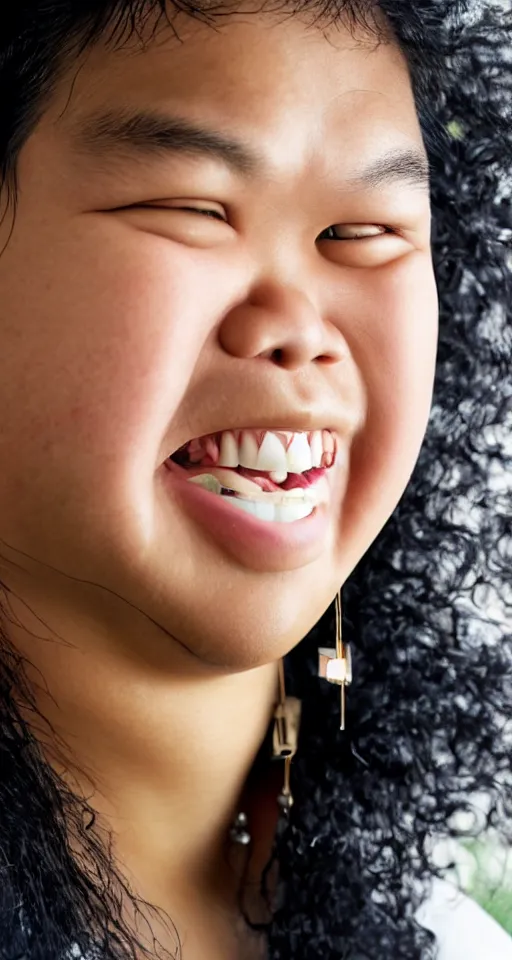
left=0, top=10, right=438, bottom=670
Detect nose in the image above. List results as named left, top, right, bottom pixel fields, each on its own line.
left=218, top=278, right=346, bottom=371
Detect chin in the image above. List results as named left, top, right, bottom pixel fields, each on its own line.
left=166, top=587, right=328, bottom=673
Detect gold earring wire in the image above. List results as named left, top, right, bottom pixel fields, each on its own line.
left=318, top=590, right=352, bottom=730
left=272, top=658, right=302, bottom=810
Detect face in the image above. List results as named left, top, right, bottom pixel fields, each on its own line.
left=0, top=10, right=437, bottom=671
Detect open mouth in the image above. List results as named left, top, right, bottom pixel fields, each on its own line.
left=166, top=427, right=337, bottom=523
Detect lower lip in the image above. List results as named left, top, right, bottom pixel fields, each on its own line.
left=162, top=460, right=333, bottom=570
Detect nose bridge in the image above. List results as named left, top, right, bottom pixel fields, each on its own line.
left=218, top=253, right=346, bottom=370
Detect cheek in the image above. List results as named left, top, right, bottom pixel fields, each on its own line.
left=0, top=219, right=226, bottom=472
left=0, top=216, right=239, bottom=572
left=340, top=254, right=438, bottom=556
left=365, top=252, right=438, bottom=437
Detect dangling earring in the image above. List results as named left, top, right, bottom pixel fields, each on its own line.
left=318, top=590, right=352, bottom=730
left=229, top=658, right=302, bottom=845
left=272, top=658, right=302, bottom=812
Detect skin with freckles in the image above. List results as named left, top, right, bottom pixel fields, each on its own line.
left=0, top=9, right=438, bottom=957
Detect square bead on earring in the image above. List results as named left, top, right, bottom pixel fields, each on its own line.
left=318, top=645, right=352, bottom=730
left=318, top=645, right=353, bottom=685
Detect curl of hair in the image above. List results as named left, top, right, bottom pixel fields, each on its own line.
left=0, top=2, right=510, bottom=959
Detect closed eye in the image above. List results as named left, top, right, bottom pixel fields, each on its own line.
left=132, top=204, right=393, bottom=240
left=117, top=203, right=413, bottom=265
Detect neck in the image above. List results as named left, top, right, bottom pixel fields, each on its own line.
left=5, top=578, right=279, bottom=907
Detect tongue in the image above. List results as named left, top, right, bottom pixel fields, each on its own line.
left=237, top=466, right=324, bottom=491
left=236, top=467, right=281, bottom=492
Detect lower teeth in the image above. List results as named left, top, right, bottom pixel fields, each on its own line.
left=186, top=472, right=317, bottom=523
left=224, top=496, right=314, bottom=524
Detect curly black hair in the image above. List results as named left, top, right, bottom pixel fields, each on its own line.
left=0, top=2, right=510, bottom=959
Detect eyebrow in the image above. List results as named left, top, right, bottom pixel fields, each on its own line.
left=72, top=108, right=431, bottom=190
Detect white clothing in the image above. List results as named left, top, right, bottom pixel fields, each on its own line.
left=416, top=877, right=512, bottom=959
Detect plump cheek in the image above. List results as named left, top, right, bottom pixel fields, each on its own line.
left=0, top=220, right=229, bottom=566
left=3, top=221, right=219, bottom=460
left=338, top=254, right=438, bottom=569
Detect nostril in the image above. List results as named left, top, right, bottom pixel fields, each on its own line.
left=272, top=348, right=284, bottom=364
left=316, top=353, right=341, bottom=365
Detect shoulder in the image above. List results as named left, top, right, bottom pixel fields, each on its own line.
left=416, top=877, right=512, bottom=960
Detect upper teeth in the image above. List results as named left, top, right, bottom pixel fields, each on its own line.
left=217, top=428, right=334, bottom=478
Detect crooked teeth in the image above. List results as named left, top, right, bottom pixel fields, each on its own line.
left=239, top=431, right=259, bottom=468
left=286, top=433, right=312, bottom=473
left=310, top=431, right=323, bottom=468
left=255, top=432, right=289, bottom=474
left=215, top=429, right=329, bottom=475
left=270, top=470, right=288, bottom=483
left=218, top=430, right=239, bottom=467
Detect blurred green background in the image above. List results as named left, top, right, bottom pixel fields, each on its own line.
left=461, top=838, right=512, bottom=934
left=433, top=831, right=512, bottom=937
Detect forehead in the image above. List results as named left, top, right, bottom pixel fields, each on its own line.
left=54, top=12, right=423, bottom=183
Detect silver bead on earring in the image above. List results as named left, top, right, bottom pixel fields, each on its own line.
left=229, top=810, right=251, bottom=845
